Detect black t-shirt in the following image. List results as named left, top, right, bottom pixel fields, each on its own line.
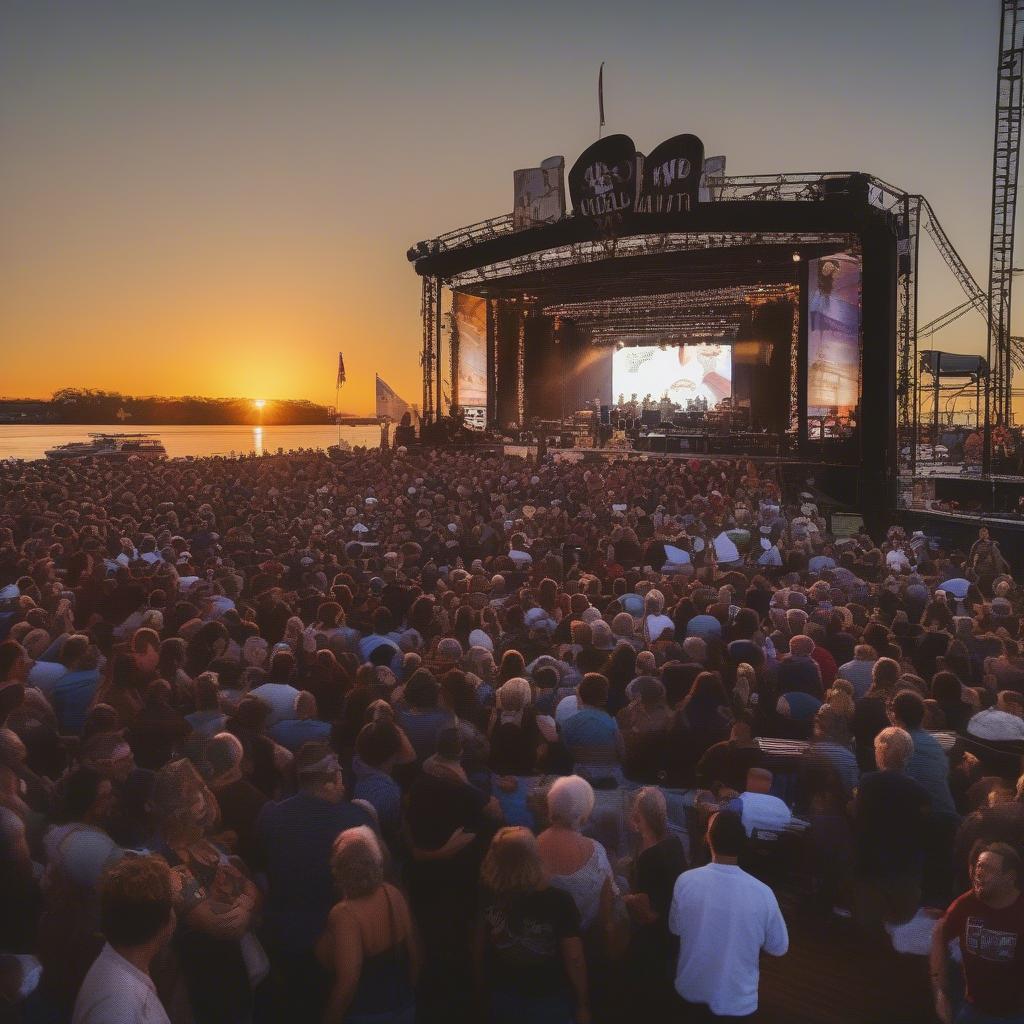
left=696, top=740, right=764, bottom=792
left=854, top=769, right=930, bottom=878
left=215, top=777, right=267, bottom=867
left=480, top=886, right=581, bottom=996
left=851, top=696, right=890, bottom=771
left=636, top=836, right=688, bottom=923
left=405, top=772, right=488, bottom=851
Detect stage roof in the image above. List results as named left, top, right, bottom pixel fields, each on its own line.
left=449, top=238, right=853, bottom=305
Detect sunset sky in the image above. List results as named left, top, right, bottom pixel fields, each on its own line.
left=0, top=1, right=1010, bottom=414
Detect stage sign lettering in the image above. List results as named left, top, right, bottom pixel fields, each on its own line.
left=570, top=133, right=706, bottom=228
left=568, top=134, right=639, bottom=225
left=636, top=134, right=704, bottom=215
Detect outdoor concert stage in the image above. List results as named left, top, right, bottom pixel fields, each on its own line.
left=408, top=134, right=920, bottom=529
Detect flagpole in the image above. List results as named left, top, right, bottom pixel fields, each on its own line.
left=598, top=61, right=605, bottom=138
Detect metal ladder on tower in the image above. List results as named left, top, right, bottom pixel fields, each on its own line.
left=988, top=0, right=1024, bottom=437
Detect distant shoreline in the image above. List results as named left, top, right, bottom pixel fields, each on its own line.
left=0, top=391, right=379, bottom=427
left=0, top=416, right=380, bottom=426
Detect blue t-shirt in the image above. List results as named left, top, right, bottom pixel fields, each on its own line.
left=269, top=717, right=332, bottom=752
left=561, top=707, right=621, bottom=782
left=561, top=706, right=618, bottom=748
left=352, top=757, right=403, bottom=839
left=686, top=615, right=722, bottom=640
left=256, top=792, right=373, bottom=953
left=906, top=728, right=958, bottom=819
left=53, top=669, right=100, bottom=735
left=396, top=707, right=455, bottom=763
left=779, top=691, right=822, bottom=721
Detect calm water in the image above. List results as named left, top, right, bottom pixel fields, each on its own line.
left=0, top=423, right=386, bottom=462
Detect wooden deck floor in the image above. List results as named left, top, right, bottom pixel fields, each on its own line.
left=758, top=899, right=936, bottom=1024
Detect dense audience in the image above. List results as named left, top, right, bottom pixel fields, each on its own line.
left=0, top=446, right=1023, bottom=1023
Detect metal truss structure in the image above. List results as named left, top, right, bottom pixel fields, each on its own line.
left=989, top=0, right=1024, bottom=427
left=414, top=169, right=1005, bottom=481
left=446, top=230, right=852, bottom=293
left=420, top=276, right=435, bottom=422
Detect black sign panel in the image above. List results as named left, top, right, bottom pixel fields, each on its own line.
left=567, top=134, right=639, bottom=220
left=636, top=134, right=704, bottom=215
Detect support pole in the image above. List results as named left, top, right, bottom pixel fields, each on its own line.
left=435, top=277, right=443, bottom=422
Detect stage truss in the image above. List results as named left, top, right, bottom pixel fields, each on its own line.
left=417, top=172, right=931, bottom=484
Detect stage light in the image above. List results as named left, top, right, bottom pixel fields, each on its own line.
left=792, top=252, right=801, bottom=262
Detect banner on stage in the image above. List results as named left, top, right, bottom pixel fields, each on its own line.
left=452, top=293, right=488, bottom=408
left=806, top=252, right=862, bottom=428
left=513, top=156, right=565, bottom=230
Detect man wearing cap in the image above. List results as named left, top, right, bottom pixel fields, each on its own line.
left=256, top=741, right=373, bottom=1015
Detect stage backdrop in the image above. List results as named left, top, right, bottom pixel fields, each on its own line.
left=452, top=292, right=488, bottom=409
left=806, top=251, right=862, bottom=427
left=612, top=343, right=732, bottom=407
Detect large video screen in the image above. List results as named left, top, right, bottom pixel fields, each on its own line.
left=612, top=343, right=732, bottom=407
left=452, top=292, right=488, bottom=410
left=806, top=252, right=862, bottom=427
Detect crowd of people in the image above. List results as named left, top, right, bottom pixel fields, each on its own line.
left=0, top=445, right=1023, bottom=1023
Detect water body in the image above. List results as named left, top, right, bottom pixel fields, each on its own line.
left=0, top=423, right=385, bottom=462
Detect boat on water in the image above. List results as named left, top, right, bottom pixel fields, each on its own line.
left=44, top=432, right=167, bottom=461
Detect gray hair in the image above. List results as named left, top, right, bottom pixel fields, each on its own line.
left=547, top=775, right=595, bottom=830
left=874, top=726, right=913, bottom=770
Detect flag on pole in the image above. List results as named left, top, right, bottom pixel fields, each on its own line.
left=337, top=352, right=346, bottom=387
left=598, top=62, right=605, bottom=128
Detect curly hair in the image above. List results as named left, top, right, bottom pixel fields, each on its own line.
left=330, top=825, right=384, bottom=900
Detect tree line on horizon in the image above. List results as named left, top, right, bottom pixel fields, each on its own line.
left=29, top=389, right=341, bottom=425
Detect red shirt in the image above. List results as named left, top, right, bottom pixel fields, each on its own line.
left=940, top=890, right=1024, bottom=1015
left=811, top=646, right=837, bottom=689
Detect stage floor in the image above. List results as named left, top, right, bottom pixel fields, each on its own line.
left=500, top=443, right=854, bottom=470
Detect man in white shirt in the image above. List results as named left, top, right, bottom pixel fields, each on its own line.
left=756, top=536, right=783, bottom=567
left=669, top=810, right=788, bottom=1019
left=713, top=531, right=741, bottom=568
left=507, top=534, right=533, bottom=568
left=73, top=855, right=176, bottom=1024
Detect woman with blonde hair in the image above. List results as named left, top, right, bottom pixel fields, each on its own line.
left=823, top=683, right=856, bottom=723
left=152, top=759, right=262, bottom=1024
left=477, top=827, right=589, bottom=1024
left=317, top=825, right=418, bottom=1024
